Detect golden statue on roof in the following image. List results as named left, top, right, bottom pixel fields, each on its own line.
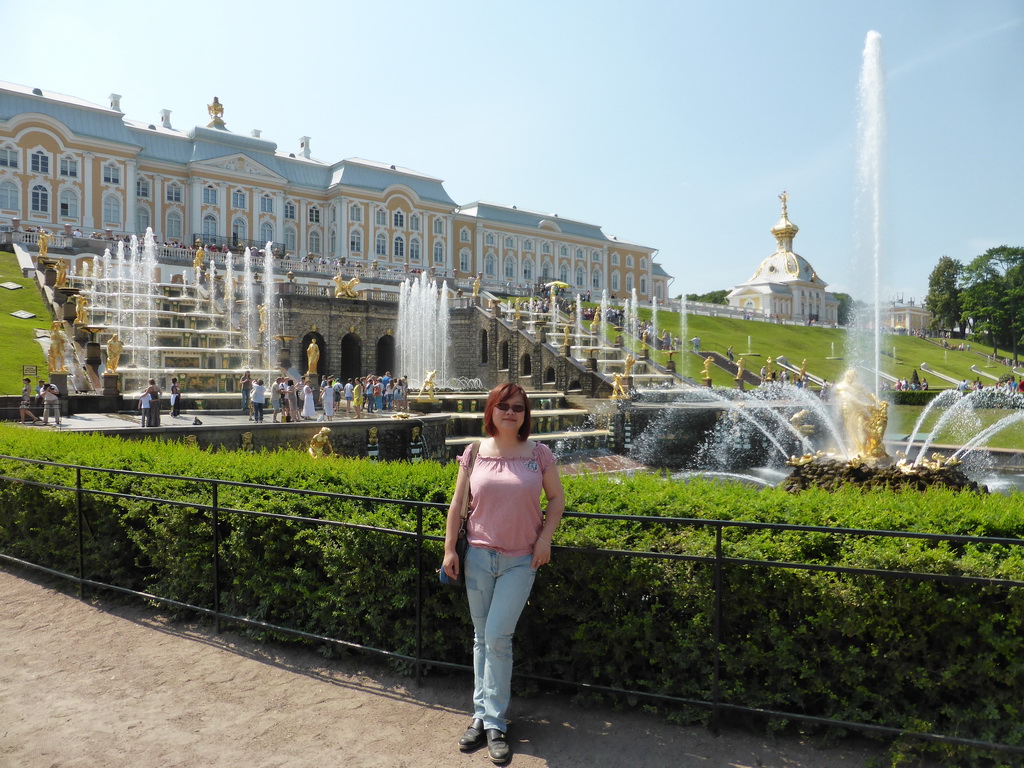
left=207, top=97, right=226, bottom=129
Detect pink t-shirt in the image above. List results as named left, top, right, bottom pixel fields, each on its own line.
left=458, top=442, right=555, bottom=557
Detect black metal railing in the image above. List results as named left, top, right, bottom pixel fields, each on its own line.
left=0, top=453, right=1022, bottom=759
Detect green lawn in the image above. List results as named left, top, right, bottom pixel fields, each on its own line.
left=0, top=252, right=49, bottom=395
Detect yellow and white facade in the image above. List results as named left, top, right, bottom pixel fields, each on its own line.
left=0, top=82, right=670, bottom=300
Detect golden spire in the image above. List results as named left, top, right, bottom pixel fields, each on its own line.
left=207, top=96, right=226, bottom=129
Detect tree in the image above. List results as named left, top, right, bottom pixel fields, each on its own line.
left=924, top=256, right=965, bottom=334
left=959, top=246, right=1024, bottom=362
left=685, top=290, right=728, bottom=305
left=834, top=292, right=858, bottom=326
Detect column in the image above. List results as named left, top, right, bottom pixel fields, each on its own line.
left=152, top=174, right=163, bottom=241
left=445, top=214, right=454, bottom=273
left=219, top=182, right=229, bottom=242
left=82, top=152, right=94, bottom=228
left=338, top=196, right=348, bottom=260
left=189, top=177, right=202, bottom=242
left=275, top=191, right=285, bottom=253
left=125, top=158, right=137, bottom=235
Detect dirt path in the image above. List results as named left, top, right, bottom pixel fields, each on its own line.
left=0, top=568, right=883, bottom=768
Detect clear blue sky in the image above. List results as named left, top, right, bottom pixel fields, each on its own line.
left=6, top=0, right=1022, bottom=304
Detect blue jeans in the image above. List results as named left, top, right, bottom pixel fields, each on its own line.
left=464, top=546, right=537, bottom=732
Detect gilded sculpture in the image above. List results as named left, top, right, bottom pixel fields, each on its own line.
left=309, top=427, right=334, bottom=458
left=333, top=274, right=361, bottom=298
left=106, top=333, right=124, bottom=373
left=47, top=321, right=67, bottom=372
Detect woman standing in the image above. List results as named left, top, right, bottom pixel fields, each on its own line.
left=442, top=383, right=564, bottom=764
left=284, top=379, right=298, bottom=422
left=301, top=378, right=317, bottom=420
left=352, top=377, right=364, bottom=419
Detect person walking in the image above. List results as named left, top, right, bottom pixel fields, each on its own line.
left=146, top=379, right=162, bottom=427
left=322, top=376, right=335, bottom=421
left=239, top=370, right=253, bottom=415
left=170, top=377, right=182, bottom=418
left=352, top=377, right=364, bottom=418
left=251, top=379, right=266, bottom=423
left=344, top=378, right=354, bottom=416
left=284, top=379, right=298, bottom=423
left=442, top=383, right=564, bottom=765
left=19, top=378, right=40, bottom=424
left=270, top=377, right=282, bottom=423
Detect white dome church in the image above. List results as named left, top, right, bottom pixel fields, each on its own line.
left=726, top=193, right=838, bottom=324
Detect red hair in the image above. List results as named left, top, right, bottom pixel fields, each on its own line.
left=483, top=383, right=531, bottom=441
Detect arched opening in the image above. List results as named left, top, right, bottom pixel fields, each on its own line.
left=376, top=334, right=395, bottom=375
left=499, top=340, right=510, bottom=370
left=300, top=331, right=327, bottom=379
left=340, top=333, right=362, bottom=381
left=544, top=367, right=556, bottom=384
left=520, top=353, right=532, bottom=377
left=568, top=378, right=582, bottom=392
left=480, top=330, right=488, bottom=364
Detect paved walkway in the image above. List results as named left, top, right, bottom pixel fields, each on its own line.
left=0, top=568, right=885, bottom=768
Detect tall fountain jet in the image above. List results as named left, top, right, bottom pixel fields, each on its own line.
left=850, top=30, right=886, bottom=397
left=397, top=272, right=451, bottom=389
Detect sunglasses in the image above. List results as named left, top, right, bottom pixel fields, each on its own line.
left=495, top=402, right=526, bottom=413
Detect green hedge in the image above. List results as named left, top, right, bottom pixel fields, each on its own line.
left=1, top=425, right=1022, bottom=766
left=887, top=389, right=942, bottom=406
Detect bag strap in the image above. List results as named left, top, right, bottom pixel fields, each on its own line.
left=458, top=441, right=481, bottom=528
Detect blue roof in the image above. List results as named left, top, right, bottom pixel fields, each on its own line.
left=460, top=202, right=609, bottom=241
left=330, top=159, right=456, bottom=205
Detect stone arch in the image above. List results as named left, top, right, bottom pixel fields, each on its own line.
left=520, top=353, right=532, bottom=377
left=340, top=332, right=362, bottom=381
left=499, top=340, right=510, bottom=370
left=567, top=378, right=582, bottom=392
left=480, top=329, right=488, bottom=364
left=376, top=334, right=395, bottom=375
left=544, top=366, right=556, bottom=384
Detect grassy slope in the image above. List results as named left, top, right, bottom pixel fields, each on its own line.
left=0, top=252, right=50, bottom=395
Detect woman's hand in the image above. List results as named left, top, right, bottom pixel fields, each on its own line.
left=531, top=538, right=551, bottom=569
left=442, top=550, right=460, bottom=581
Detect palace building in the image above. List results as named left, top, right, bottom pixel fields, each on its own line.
left=0, top=81, right=670, bottom=300
left=726, top=193, right=839, bottom=324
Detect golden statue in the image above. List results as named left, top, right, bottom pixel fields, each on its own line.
left=333, top=274, right=361, bottom=298
left=241, top=432, right=255, bottom=452
left=611, top=372, right=629, bottom=399
left=735, top=356, right=745, bottom=379
left=641, top=329, right=649, bottom=351
left=258, top=305, right=267, bottom=333
left=702, top=356, right=714, bottom=379
left=473, top=276, right=481, bottom=297
left=207, top=96, right=225, bottom=128
left=514, top=301, right=522, bottom=321
left=418, top=369, right=437, bottom=399
left=54, top=259, right=68, bottom=288
left=589, top=308, right=601, bottom=334
left=799, top=358, right=807, bottom=380
left=106, top=333, right=123, bottom=373
left=47, top=321, right=67, bottom=372
left=835, top=369, right=889, bottom=459
left=305, top=338, right=320, bottom=376
left=309, top=427, right=334, bottom=458
left=74, top=294, right=89, bottom=324
left=562, top=325, right=571, bottom=347
left=38, top=229, right=52, bottom=258
left=789, top=409, right=816, bottom=437
left=193, top=247, right=204, bottom=276
left=624, top=354, right=635, bottom=377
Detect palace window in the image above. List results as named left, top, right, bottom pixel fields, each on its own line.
left=626, top=254, right=634, bottom=267
left=484, top=253, right=496, bottom=277
left=260, top=221, right=273, bottom=243
left=611, top=252, right=620, bottom=265
left=166, top=210, right=183, bottom=239
left=166, top=183, right=182, bottom=203
left=0, top=181, right=19, bottom=210
left=505, top=236, right=514, bottom=249
left=349, top=229, right=362, bottom=253
left=575, top=267, right=584, bottom=286
left=433, top=241, right=444, bottom=264
left=203, top=214, right=217, bottom=239
left=460, top=227, right=469, bottom=242
left=639, top=257, right=647, bottom=270
left=60, top=157, right=78, bottom=178
left=523, top=239, right=533, bottom=252
left=260, top=195, right=273, bottom=213
left=136, top=206, right=150, bottom=234
left=232, top=217, right=247, bottom=242
left=349, top=203, right=362, bottom=223
left=433, top=217, right=445, bottom=235
left=59, top=189, right=79, bottom=218
left=592, top=250, right=601, bottom=263
left=31, top=185, right=49, bottom=214
left=560, top=245, right=567, bottom=257
left=410, top=213, right=421, bottom=231
left=203, top=186, right=218, bottom=205
left=576, top=248, right=583, bottom=260
left=542, top=242, right=551, bottom=255
left=393, top=210, right=405, bottom=228
left=231, top=189, right=245, bottom=208
left=592, top=269, right=602, bottom=289
left=394, top=234, right=405, bottom=259
left=541, top=261, right=551, bottom=280
left=640, top=277, right=647, bottom=295
left=102, top=162, right=119, bottom=184
left=284, top=201, right=296, bottom=220
left=459, top=249, right=470, bottom=273
left=375, top=208, right=387, bottom=226
left=626, top=274, right=634, bottom=292
left=611, top=272, right=620, bottom=291
left=485, top=233, right=496, bottom=246
left=375, top=232, right=387, bottom=256
left=409, top=238, right=421, bottom=263
left=308, top=206, right=320, bottom=224
left=523, top=259, right=533, bottom=281
left=0, top=147, right=18, bottom=168
left=31, top=151, right=50, bottom=174
left=285, top=227, right=297, bottom=253
left=559, top=264, right=569, bottom=283
left=309, top=230, right=321, bottom=254
left=102, top=194, right=121, bottom=223
left=136, top=179, right=150, bottom=198
left=504, top=256, right=516, bottom=279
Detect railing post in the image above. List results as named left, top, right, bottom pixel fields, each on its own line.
left=76, top=466, right=84, bottom=600
left=212, top=481, right=221, bottom=635
left=711, top=523, right=723, bottom=734
left=414, top=504, right=423, bottom=687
